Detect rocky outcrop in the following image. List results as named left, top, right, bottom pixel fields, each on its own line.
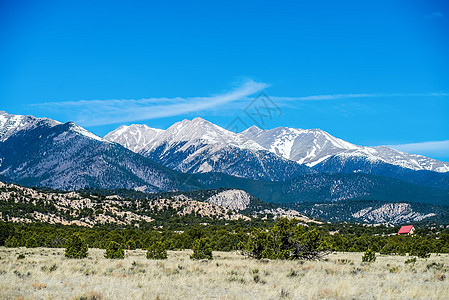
left=352, top=203, right=436, bottom=224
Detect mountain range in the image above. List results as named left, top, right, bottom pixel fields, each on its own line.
left=1, top=111, right=448, bottom=217
left=105, top=117, right=449, bottom=190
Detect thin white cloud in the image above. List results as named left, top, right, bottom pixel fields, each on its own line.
left=425, top=12, right=444, bottom=18
left=31, top=80, right=269, bottom=126
left=389, top=140, right=449, bottom=157
left=271, top=92, right=449, bottom=102
left=31, top=87, right=448, bottom=127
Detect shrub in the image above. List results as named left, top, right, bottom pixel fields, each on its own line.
left=287, top=269, right=299, bottom=277
left=362, top=249, right=376, bottom=263
left=105, top=241, right=124, bottom=259
left=5, top=236, right=19, bottom=248
left=190, top=238, right=213, bottom=260
left=426, top=262, right=444, bottom=270
left=25, top=237, right=38, bottom=248
left=65, top=233, right=88, bottom=259
left=147, top=241, right=167, bottom=259
left=17, top=253, right=25, bottom=259
left=405, top=257, right=417, bottom=264
left=76, top=291, right=102, bottom=300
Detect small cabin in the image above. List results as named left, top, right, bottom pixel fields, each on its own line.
left=398, top=225, right=415, bottom=235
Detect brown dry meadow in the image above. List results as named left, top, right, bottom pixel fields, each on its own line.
left=0, top=247, right=448, bottom=299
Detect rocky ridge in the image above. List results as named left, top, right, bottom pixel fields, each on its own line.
left=352, top=203, right=436, bottom=224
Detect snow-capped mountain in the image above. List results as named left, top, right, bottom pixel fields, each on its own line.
left=0, top=110, right=60, bottom=142
left=241, top=125, right=449, bottom=173
left=106, top=119, right=448, bottom=189
left=105, top=117, right=313, bottom=181
left=0, top=112, right=200, bottom=191
left=104, top=124, right=163, bottom=153
left=240, top=125, right=449, bottom=190
left=241, top=126, right=358, bottom=166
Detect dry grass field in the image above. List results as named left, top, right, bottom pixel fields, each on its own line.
left=0, top=247, right=448, bottom=299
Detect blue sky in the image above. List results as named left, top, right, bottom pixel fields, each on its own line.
left=1, top=0, right=448, bottom=161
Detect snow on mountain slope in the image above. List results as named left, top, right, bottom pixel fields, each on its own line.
left=241, top=125, right=449, bottom=173
left=0, top=112, right=201, bottom=191
left=0, top=111, right=108, bottom=144
left=104, top=124, right=163, bottom=153
left=106, top=118, right=313, bottom=181
left=242, top=126, right=357, bottom=165
left=142, top=117, right=264, bottom=152
left=0, top=111, right=60, bottom=142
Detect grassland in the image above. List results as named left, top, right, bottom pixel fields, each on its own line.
left=0, top=247, right=448, bottom=299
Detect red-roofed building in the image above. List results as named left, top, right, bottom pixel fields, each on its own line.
left=398, top=225, right=415, bottom=235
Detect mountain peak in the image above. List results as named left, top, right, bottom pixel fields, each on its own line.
left=240, top=125, right=265, bottom=140
left=191, top=117, right=209, bottom=123
left=66, top=122, right=105, bottom=142
left=164, top=117, right=236, bottom=145
left=104, top=123, right=163, bottom=153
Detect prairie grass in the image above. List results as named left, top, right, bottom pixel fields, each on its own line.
left=0, top=247, right=448, bottom=299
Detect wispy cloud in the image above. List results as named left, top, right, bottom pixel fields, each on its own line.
left=389, top=140, right=449, bottom=158
left=425, top=12, right=444, bottom=18
left=30, top=86, right=448, bottom=127
left=30, top=80, right=269, bottom=126
left=271, top=92, right=449, bottom=102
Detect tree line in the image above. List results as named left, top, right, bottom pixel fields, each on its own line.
left=1, top=220, right=449, bottom=259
